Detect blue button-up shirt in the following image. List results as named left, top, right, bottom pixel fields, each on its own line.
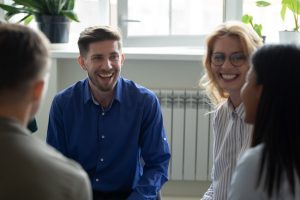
left=47, top=77, right=170, bottom=199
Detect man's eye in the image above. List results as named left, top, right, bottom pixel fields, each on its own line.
left=111, top=55, right=119, bottom=61
left=92, top=56, right=102, bottom=60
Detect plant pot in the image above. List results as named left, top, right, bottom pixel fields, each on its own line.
left=279, top=31, right=300, bottom=44
left=35, top=15, right=70, bottom=43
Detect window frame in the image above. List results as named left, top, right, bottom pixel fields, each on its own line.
left=117, top=0, right=243, bottom=47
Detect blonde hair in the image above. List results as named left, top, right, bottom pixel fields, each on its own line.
left=200, top=21, right=263, bottom=106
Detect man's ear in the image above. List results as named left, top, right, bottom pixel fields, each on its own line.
left=32, top=80, right=45, bottom=102
left=77, top=56, right=86, bottom=71
left=121, top=53, right=125, bottom=65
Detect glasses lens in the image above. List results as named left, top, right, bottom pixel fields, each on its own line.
left=230, top=53, right=246, bottom=67
left=211, top=53, right=225, bottom=66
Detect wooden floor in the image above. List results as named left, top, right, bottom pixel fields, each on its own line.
left=164, top=197, right=199, bottom=200
left=161, top=180, right=209, bottom=199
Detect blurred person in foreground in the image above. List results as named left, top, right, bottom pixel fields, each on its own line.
left=0, top=23, right=92, bottom=200
left=229, top=44, right=300, bottom=199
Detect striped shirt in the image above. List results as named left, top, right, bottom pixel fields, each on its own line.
left=202, top=100, right=253, bottom=200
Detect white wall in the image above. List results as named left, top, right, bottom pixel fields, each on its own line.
left=57, top=59, right=203, bottom=90
left=34, top=56, right=204, bottom=140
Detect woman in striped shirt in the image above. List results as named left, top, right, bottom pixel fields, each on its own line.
left=200, top=21, right=263, bottom=200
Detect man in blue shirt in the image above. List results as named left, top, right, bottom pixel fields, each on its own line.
left=47, top=26, right=171, bottom=200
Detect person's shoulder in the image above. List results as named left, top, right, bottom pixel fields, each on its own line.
left=54, top=79, right=87, bottom=101
left=233, top=145, right=263, bottom=180
left=213, top=100, right=228, bottom=121
left=229, top=145, right=265, bottom=200
left=121, top=77, right=157, bottom=98
left=30, top=137, right=90, bottom=185
left=214, top=100, right=228, bottom=113
left=32, top=137, right=84, bottom=171
left=0, top=133, right=91, bottom=199
left=239, top=144, right=263, bottom=165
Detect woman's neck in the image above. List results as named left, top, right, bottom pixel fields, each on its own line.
left=229, top=93, right=242, bottom=109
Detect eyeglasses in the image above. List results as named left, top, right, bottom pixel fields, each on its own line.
left=211, top=52, right=247, bottom=67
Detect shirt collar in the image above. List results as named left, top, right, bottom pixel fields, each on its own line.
left=225, top=99, right=245, bottom=119
left=83, top=77, right=123, bottom=104
left=0, top=117, right=30, bottom=136
left=83, top=78, right=91, bottom=104
left=114, top=77, right=123, bottom=103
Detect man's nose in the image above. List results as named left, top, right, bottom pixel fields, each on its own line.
left=103, top=58, right=113, bottom=69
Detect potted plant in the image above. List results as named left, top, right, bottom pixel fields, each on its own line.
left=242, top=14, right=265, bottom=42
left=0, top=0, right=79, bottom=43
left=257, top=0, right=300, bottom=44
left=279, top=0, right=300, bottom=43
left=241, top=1, right=271, bottom=43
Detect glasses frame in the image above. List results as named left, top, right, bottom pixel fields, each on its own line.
left=211, top=52, right=247, bottom=67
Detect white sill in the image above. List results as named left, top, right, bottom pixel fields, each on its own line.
left=50, top=45, right=205, bottom=61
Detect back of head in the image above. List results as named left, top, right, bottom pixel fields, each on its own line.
left=77, top=25, right=122, bottom=57
left=251, top=44, right=300, bottom=197
left=252, top=44, right=300, bottom=145
left=201, top=21, right=263, bottom=105
left=0, top=24, right=50, bottom=99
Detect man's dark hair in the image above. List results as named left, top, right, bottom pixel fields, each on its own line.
left=77, top=26, right=122, bottom=56
left=0, top=24, right=49, bottom=93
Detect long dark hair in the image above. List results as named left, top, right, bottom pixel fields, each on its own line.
left=251, top=44, right=300, bottom=197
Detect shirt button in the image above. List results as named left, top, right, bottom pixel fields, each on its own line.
left=100, top=158, right=104, bottom=162
left=96, top=178, right=99, bottom=182
left=102, top=112, right=105, bottom=116
left=101, top=135, right=105, bottom=139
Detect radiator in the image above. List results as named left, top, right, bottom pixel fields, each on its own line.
left=154, top=89, right=212, bottom=181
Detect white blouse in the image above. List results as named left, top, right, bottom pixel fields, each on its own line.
left=229, top=144, right=300, bottom=200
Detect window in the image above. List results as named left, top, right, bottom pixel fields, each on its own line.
left=2, top=0, right=285, bottom=47
left=69, top=0, right=110, bottom=44
left=117, top=0, right=224, bottom=47
left=243, top=0, right=288, bottom=43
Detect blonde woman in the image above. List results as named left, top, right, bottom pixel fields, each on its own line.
left=200, top=21, right=263, bottom=200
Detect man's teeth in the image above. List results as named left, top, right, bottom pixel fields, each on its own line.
left=100, top=73, right=112, bottom=78
left=221, top=74, right=237, bottom=80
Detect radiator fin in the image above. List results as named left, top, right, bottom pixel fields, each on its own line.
left=155, top=89, right=212, bottom=181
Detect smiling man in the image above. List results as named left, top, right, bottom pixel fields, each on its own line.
left=46, top=26, right=170, bottom=200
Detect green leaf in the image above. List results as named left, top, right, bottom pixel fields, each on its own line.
left=64, top=0, right=75, bottom=10
left=62, top=10, right=79, bottom=22
left=17, top=14, right=33, bottom=24
left=23, top=14, right=33, bottom=24
left=0, top=0, right=79, bottom=23
left=254, top=24, right=263, bottom=37
left=0, top=4, right=22, bottom=13
left=13, top=0, right=44, bottom=12
left=285, top=0, right=300, bottom=15
left=242, top=14, right=253, bottom=24
left=281, top=3, right=287, bottom=20
left=256, top=1, right=271, bottom=7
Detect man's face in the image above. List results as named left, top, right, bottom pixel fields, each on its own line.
left=80, top=40, right=124, bottom=93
